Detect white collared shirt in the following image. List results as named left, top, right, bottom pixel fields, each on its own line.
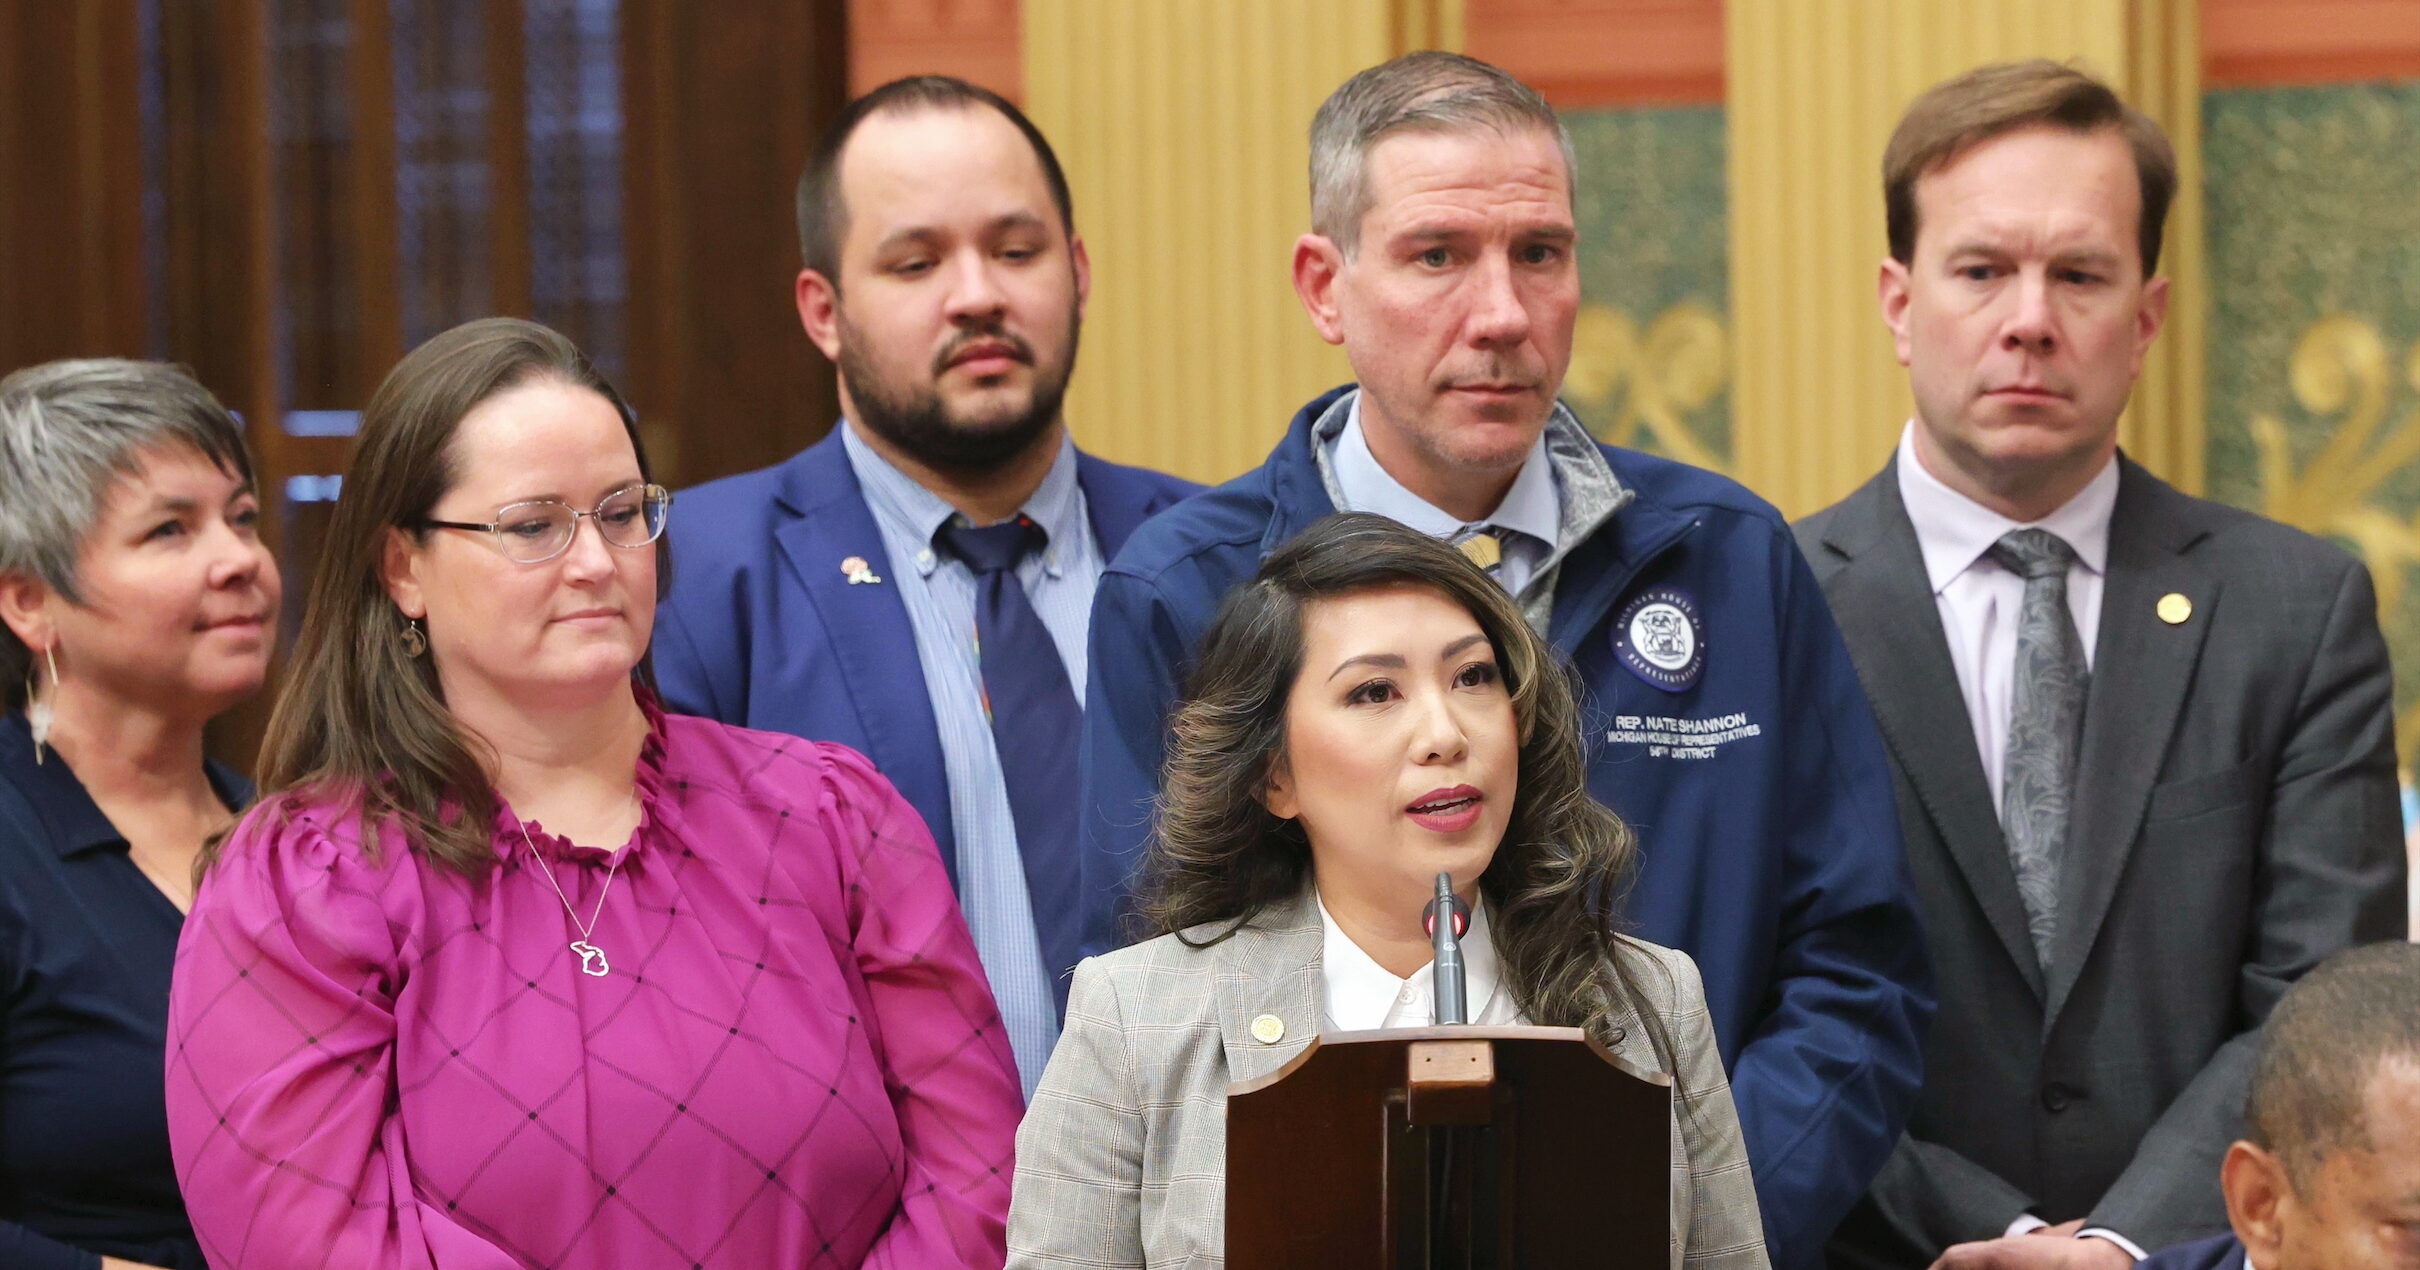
left=1316, top=891, right=1531, bottom=1032
left=2003, top=1212, right=2146, bottom=1259
left=1329, top=394, right=1563, bottom=599
left=1894, top=423, right=2119, bottom=811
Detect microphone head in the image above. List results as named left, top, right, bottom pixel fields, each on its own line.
left=1422, top=894, right=1471, bottom=939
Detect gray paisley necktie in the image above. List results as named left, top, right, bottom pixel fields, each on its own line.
left=1989, top=528, right=2088, bottom=972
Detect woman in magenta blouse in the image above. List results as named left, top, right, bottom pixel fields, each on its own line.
left=165, top=317, right=1022, bottom=1270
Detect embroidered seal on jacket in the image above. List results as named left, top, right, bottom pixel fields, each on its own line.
left=1614, top=585, right=1705, bottom=692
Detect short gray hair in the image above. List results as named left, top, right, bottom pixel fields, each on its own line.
left=1308, top=50, right=1575, bottom=256
left=0, top=359, right=255, bottom=706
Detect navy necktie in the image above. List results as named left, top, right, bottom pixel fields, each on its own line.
left=934, top=515, right=1083, bottom=1017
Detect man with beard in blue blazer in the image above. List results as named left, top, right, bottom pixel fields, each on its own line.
left=656, top=77, right=1198, bottom=1099
left=1082, top=51, right=1931, bottom=1269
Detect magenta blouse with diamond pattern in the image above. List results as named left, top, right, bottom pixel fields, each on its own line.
left=165, top=710, right=1021, bottom=1270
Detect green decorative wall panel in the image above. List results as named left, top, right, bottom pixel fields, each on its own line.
left=1564, top=106, right=1732, bottom=473
left=2204, top=82, right=2420, bottom=756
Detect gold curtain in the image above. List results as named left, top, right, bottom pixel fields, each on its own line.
left=1022, top=0, right=1457, bottom=485
left=1723, top=0, right=2206, bottom=517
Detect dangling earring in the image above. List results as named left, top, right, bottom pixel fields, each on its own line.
left=26, top=644, right=58, bottom=764
left=399, top=617, right=428, bottom=658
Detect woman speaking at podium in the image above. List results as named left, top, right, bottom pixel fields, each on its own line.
left=1008, top=513, right=1767, bottom=1268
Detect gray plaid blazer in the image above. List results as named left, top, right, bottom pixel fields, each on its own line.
left=1005, top=889, right=1768, bottom=1268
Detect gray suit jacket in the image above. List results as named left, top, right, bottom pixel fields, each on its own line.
left=1004, top=888, right=1767, bottom=1268
left=1796, top=456, right=2406, bottom=1266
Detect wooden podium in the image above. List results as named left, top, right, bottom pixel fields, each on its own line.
left=1226, top=1025, right=1670, bottom=1269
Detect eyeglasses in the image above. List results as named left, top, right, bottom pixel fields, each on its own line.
left=416, top=483, right=672, bottom=564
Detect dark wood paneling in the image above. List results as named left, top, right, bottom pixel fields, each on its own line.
left=269, top=0, right=363, bottom=409
left=485, top=1, right=534, bottom=319
left=156, top=0, right=284, bottom=770
left=160, top=0, right=282, bottom=481
left=345, top=0, right=405, bottom=386
left=623, top=0, right=847, bottom=488
left=0, top=0, right=150, bottom=365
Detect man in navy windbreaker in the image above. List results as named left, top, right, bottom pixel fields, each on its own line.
left=1079, top=51, right=1932, bottom=1268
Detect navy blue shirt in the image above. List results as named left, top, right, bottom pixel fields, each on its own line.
left=0, top=712, right=240, bottom=1270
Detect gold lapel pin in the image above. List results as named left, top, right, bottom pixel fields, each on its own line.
left=1249, top=1013, right=1286, bottom=1045
left=841, top=555, right=883, bottom=586
left=2157, top=592, right=2192, bottom=625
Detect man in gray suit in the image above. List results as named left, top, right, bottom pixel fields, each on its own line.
left=1796, top=60, right=2406, bottom=1270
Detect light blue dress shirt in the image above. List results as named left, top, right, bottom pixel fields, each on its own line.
left=840, top=421, right=1099, bottom=1098
left=1327, top=393, right=1563, bottom=598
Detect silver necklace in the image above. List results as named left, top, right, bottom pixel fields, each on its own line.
left=519, top=820, right=620, bottom=977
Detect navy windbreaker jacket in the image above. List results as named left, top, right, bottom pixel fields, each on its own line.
left=1080, top=386, right=1935, bottom=1267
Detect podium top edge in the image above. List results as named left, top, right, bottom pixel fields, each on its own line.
left=1314, top=1025, right=1589, bottom=1044
left=1229, top=1025, right=1675, bottom=1097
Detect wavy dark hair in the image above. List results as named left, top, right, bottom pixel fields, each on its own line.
left=207, top=317, right=658, bottom=879
left=1137, top=512, right=1672, bottom=1060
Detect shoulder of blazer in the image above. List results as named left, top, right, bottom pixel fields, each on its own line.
left=1613, top=938, right=1703, bottom=1011
left=664, top=432, right=855, bottom=587
left=1079, top=927, right=1231, bottom=982
left=1076, top=897, right=1323, bottom=997
left=2116, top=456, right=2361, bottom=577
left=1073, top=446, right=1205, bottom=507
left=1073, top=447, right=1206, bottom=561
left=1791, top=460, right=1900, bottom=571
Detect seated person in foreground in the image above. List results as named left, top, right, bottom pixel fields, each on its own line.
left=2132, top=941, right=2420, bottom=1270
left=165, top=318, right=1021, bottom=1269
left=1007, top=513, right=1766, bottom=1269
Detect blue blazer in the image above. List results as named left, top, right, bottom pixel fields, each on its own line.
left=1083, top=386, right=1933, bottom=1269
left=653, top=426, right=1200, bottom=1015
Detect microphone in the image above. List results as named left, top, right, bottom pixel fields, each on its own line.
left=1426, top=871, right=1470, bottom=1025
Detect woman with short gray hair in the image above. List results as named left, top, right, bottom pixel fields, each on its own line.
left=0, top=358, right=281, bottom=1270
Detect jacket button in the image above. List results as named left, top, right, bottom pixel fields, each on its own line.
left=2041, top=1083, right=2075, bottom=1113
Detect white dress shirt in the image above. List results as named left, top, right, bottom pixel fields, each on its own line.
left=1897, top=426, right=2144, bottom=1261
left=1894, top=424, right=2118, bottom=812
left=1316, top=891, right=1530, bottom=1031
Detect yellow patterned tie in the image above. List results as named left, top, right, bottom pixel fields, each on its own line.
left=1456, top=531, right=1503, bottom=572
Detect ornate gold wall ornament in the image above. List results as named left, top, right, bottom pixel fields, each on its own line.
left=1565, top=300, right=1732, bottom=477
left=2249, top=313, right=2420, bottom=760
